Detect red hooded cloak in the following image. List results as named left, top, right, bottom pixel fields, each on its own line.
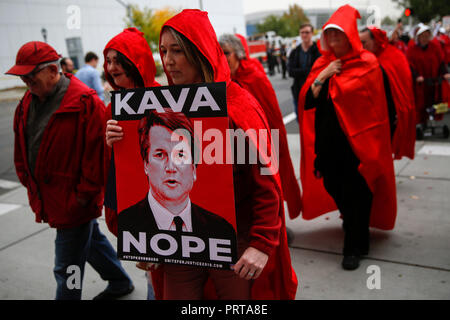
left=297, top=5, right=397, bottom=230
left=235, top=34, right=266, bottom=74
left=369, top=26, right=416, bottom=160
left=233, top=35, right=302, bottom=219
left=102, top=27, right=160, bottom=235
left=407, top=34, right=446, bottom=124
left=152, top=9, right=297, bottom=300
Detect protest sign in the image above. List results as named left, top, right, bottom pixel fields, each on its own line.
left=113, top=82, right=237, bottom=269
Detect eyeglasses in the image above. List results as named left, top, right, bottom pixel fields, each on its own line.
left=223, top=51, right=232, bottom=56
left=20, top=62, right=55, bottom=80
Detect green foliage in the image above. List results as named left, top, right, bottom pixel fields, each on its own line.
left=125, top=5, right=177, bottom=52
left=256, top=15, right=289, bottom=37
left=155, top=60, right=164, bottom=77
left=282, top=4, right=310, bottom=36
left=256, top=4, right=310, bottom=38
left=393, top=0, right=450, bottom=23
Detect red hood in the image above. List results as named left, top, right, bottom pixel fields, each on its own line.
left=103, top=27, right=158, bottom=90
left=235, top=33, right=266, bottom=75
left=160, top=9, right=230, bottom=85
left=319, top=4, right=363, bottom=61
left=368, top=26, right=389, bottom=53
left=235, top=33, right=251, bottom=59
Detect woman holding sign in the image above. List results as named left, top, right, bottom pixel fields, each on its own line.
left=103, top=27, right=161, bottom=299
left=107, top=9, right=297, bottom=300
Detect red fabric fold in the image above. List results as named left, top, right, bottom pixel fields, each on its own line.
left=233, top=57, right=302, bottom=219
left=369, top=26, right=416, bottom=160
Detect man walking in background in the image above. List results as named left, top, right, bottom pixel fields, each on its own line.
left=288, top=23, right=321, bottom=119
left=60, top=57, right=74, bottom=74
left=75, top=51, right=105, bottom=101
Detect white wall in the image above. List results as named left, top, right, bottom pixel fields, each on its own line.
left=0, top=0, right=245, bottom=90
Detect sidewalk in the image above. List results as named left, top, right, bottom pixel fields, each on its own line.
left=0, top=138, right=449, bottom=299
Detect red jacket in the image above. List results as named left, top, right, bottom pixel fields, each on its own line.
left=233, top=45, right=302, bottom=219
left=13, top=74, right=106, bottom=228
left=156, top=9, right=298, bottom=300
left=102, top=27, right=160, bottom=235
left=298, top=5, right=397, bottom=230
left=369, top=26, right=416, bottom=160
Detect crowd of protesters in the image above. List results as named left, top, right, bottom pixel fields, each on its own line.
left=5, top=4, right=450, bottom=300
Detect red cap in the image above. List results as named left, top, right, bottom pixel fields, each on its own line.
left=5, top=41, right=61, bottom=76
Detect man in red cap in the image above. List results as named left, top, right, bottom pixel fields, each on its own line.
left=360, top=26, right=416, bottom=160
left=6, top=41, right=134, bottom=300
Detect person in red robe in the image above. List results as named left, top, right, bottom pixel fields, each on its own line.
left=106, top=9, right=298, bottom=299
left=219, top=33, right=302, bottom=220
left=298, top=5, right=397, bottom=270
left=234, top=33, right=266, bottom=74
left=360, top=26, right=416, bottom=160
left=102, top=27, right=161, bottom=299
left=406, top=25, right=450, bottom=125
left=433, top=27, right=450, bottom=65
left=432, top=27, right=450, bottom=106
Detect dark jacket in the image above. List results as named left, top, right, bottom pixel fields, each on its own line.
left=117, top=196, right=237, bottom=264
left=288, top=42, right=321, bottom=101
left=13, top=74, right=106, bottom=229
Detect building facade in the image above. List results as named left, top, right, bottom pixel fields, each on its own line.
left=0, top=0, right=246, bottom=90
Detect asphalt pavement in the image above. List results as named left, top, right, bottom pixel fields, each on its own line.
left=0, top=72, right=449, bottom=300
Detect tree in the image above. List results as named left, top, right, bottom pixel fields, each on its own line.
left=125, top=5, right=178, bottom=52
left=282, top=4, right=310, bottom=36
left=393, top=0, right=450, bottom=23
left=256, top=4, right=310, bottom=38
left=381, top=16, right=395, bottom=26
left=256, top=15, right=289, bottom=37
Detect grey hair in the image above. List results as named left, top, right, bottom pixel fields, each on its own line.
left=218, top=34, right=246, bottom=60
left=40, top=60, right=61, bottom=73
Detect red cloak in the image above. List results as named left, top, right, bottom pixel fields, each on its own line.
left=235, top=33, right=266, bottom=74
left=432, top=34, right=450, bottom=105
left=153, top=9, right=297, bottom=300
left=407, top=38, right=446, bottom=124
left=297, top=5, right=397, bottom=230
left=234, top=36, right=302, bottom=219
left=369, top=26, right=416, bottom=160
left=102, top=27, right=160, bottom=235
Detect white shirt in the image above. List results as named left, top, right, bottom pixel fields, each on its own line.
left=147, top=190, right=193, bottom=232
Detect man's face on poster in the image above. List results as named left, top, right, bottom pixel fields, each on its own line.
left=144, top=125, right=196, bottom=207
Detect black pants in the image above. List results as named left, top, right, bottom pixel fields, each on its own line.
left=321, top=162, right=373, bottom=256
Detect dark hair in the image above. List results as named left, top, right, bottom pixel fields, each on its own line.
left=138, top=109, right=198, bottom=165
left=361, top=27, right=374, bottom=39
left=60, top=57, right=69, bottom=67
left=85, top=51, right=99, bottom=63
left=115, top=51, right=145, bottom=88
left=300, top=23, right=314, bottom=33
